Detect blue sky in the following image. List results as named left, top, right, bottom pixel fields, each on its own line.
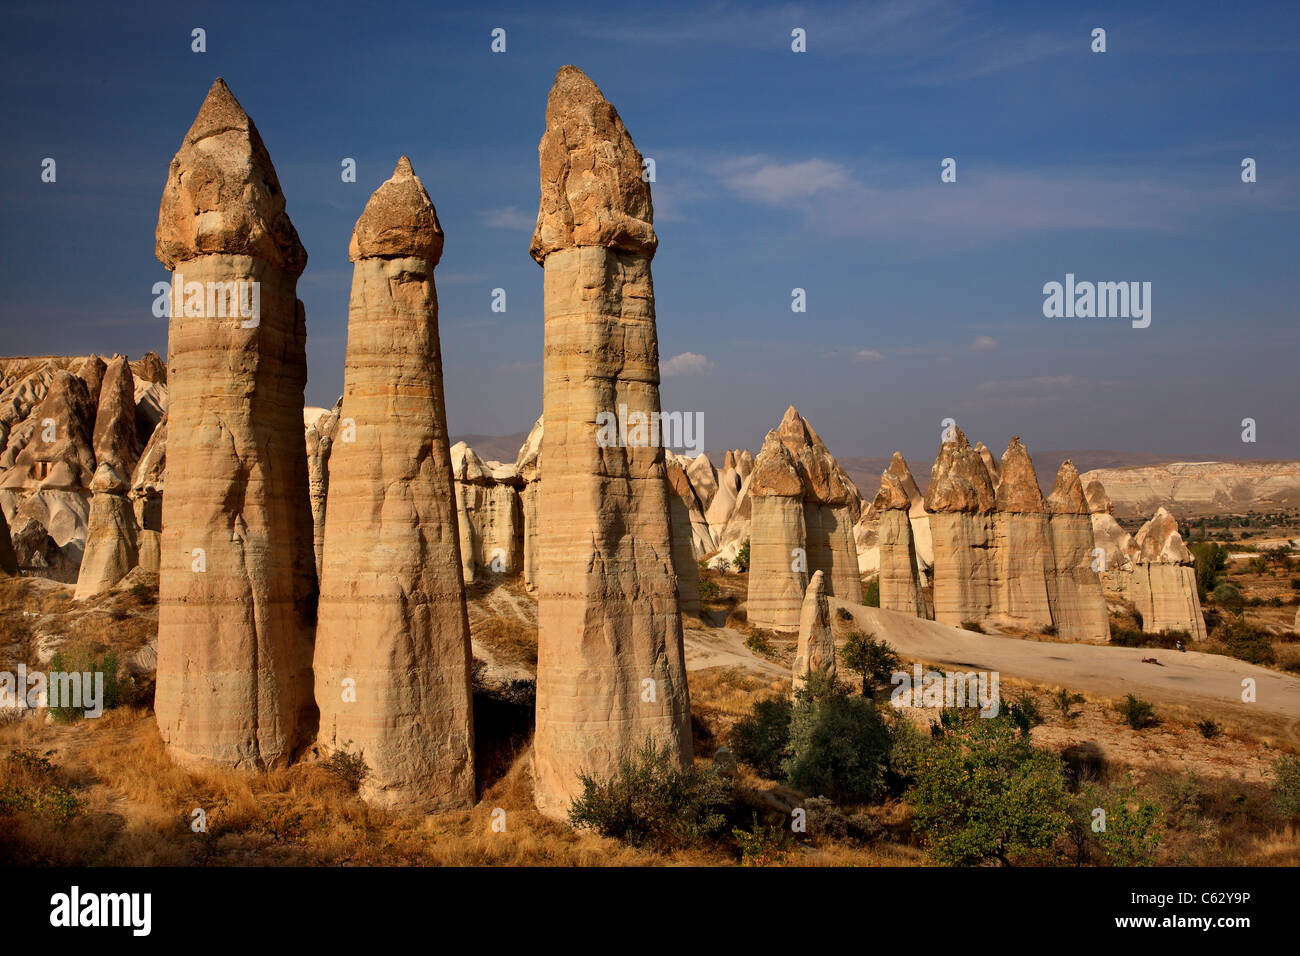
left=2, top=0, right=1297, bottom=464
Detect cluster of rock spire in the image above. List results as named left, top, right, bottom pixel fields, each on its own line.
left=0, top=66, right=1214, bottom=822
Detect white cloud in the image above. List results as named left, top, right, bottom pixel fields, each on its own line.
left=970, top=335, right=999, bottom=351
left=852, top=349, right=885, bottom=363
left=662, top=352, right=715, bottom=376
left=482, top=206, right=534, bottom=230
left=719, top=157, right=854, bottom=204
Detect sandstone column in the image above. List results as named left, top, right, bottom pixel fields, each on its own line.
left=1046, top=461, right=1110, bottom=643
left=313, top=158, right=475, bottom=811
left=531, top=67, right=692, bottom=820
left=992, top=438, right=1054, bottom=628
left=1132, top=507, right=1207, bottom=640
left=792, top=570, right=835, bottom=694
left=874, top=460, right=927, bottom=617
left=666, top=458, right=702, bottom=616
left=74, top=463, right=139, bottom=599
left=747, top=433, right=808, bottom=631
left=153, top=78, right=317, bottom=770
left=924, top=428, right=996, bottom=627
left=515, top=417, right=542, bottom=593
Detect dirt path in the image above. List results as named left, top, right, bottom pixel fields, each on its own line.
left=831, top=601, right=1300, bottom=726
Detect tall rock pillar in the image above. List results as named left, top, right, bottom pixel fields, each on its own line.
left=747, top=433, right=808, bottom=631
left=992, top=438, right=1054, bottom=628
left=313, top=158, right=475, bottom=810
left=874, top=458, right=927, bottom=617
left=925, top=428, right=996, bottom=627
left=1046, top=461, right=1110, bottom=643
left=530, top=67, right=692, bottom=820
left=153, top=78, right=317, bottom=770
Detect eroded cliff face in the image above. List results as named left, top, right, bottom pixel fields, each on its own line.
left=1080, top=461, right=1300, bottom=517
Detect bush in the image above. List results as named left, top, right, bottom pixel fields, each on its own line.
left=781, top=673, right=892, bottom=803
left=960, top=620, right=985, bottom=634
left=864, top=578, right=880, bottom=608
left=698, top=578, right=721, bottom=601
left=45, top=650, right=129, bottom=722
left=730, top=696, right=793, bottom=778
left=1117, top=694, right=1156, bottom=730
left=1053, top=688, right=1085, bottom=719
left=1092, top=785, right=1165, bottom=866
left=1272, top=754, right=1300, bottom=819
left=907, top=710, right=1070, bottom=866
left=1007, top=693, right=1044, bottom=736
left=1190, top=718, right=1222, bottom=740
left=322, top=746, right=369, bottom=793
left=732, top=813, right=793, bottom=866
left=1216, top=614, right=1275, bottom=665
left=1212, top=582, right=1244, bottom=612
left=733, top=540, right=750, bottom=574
left=744, top=631, right=773, bottom=656
left=1041, top=624, right=1058, bottom=637
left=568, top=737, right=734, bottom=850
left=839, top=631, right=899, bottom=695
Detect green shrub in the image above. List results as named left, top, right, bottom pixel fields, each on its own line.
left=1212, top=582, right=1243, bottom=612
left=1216, top=614, right=1275, bottom=665
left=698, top=578, right=721, bottom=601
left=1272, top=754, right=1300, bottom=818
left=1117, top=694, right=1156, bottom=730
left=568, top=737, right=733, bottom=850
left=907, top=710, right=1070, bottom=866
left=729, top=696, right=793, bottom=778
left=1053, top=688, right=1085, bottom=719
left=1007, top=693, right=1044, bottom=736
left=734, top=540, right=750, bottom=574
left=46, top=650, right=128, bottom=722
left=732, top=813, right=794, bottom=866
left=1094, top=786, right=1165, bottom=866
left=864, top=578, right=880, bottom=608
left=839, top=631, right=899, bottom=695
left=1195, top=719, right=1222, bottom=740
left=780, top=673, right=892, bottom=803
left=322, top=746, right=369, bottom=793
left=1190, top=541, right=1227, bottom=600
left=744, top=631, right=773, bottom=656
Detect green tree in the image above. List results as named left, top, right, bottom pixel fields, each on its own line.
left=734, top=540, right=751, bottom=573
left=781, top=673, right=892, bottom=803
left=907, top=710, right=1070, bottom=866
left=1092, top=785, right=1165, bottom=866
left=1190, top=541, right=1228, bottom=601
left=839, top=631, right=900, bottom=695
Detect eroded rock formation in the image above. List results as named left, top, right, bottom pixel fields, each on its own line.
left=874, top=456, right=929, bottom=617
left=1045, top=461, right=1109, bottom=642
left=313, top=157, right=475, bottom=810
left=924, top=428, right=996, bottom=627
left=451, top=440, right=523, bottom=583
left=153, top=78, right=317, bottom=770
left=530, top=66, right=692, bottom=820
left=792, top=570, right=835, bottom=694
left=991, top=438, right=1054, bottom=629
left=747, top=433, right=808, bottom=631
left=74, top=463, right=139, bottom=600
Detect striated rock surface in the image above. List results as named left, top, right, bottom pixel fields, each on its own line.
left=1126, top=506, right=1206, bottom=640
left=515, top=416, right=543, bottom=592
left=1045, top=461, right=1109, bottom=642
left=92, top=355, right=142, bottom=479
left=747, top=433, right=808, bottom=631
left=666, top=457, right=702, bottom=615
left=452, top=440, right=523, bottom=583
left=991, top=438, right=1054, bottom=628
left=153, top=78, right=317, bottom=770
left=314, top=157, right=475, bottom=810
left=792, top=570, right=835, bottom=694
left=74, top=463, right=139, bottom=600
left=531, top=67, right=691, bottom=820
left=304, top=401, right=340, bottom=573
left=873, top=460, right=928, bottom=618
left=924, top=428, right=995, bottom=626
left=1079, top=461, right=1300, bottom=517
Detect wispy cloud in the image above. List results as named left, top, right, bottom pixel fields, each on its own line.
left=969, top=335, right=999, bottom=351
left=482, top=206, right=534, bottom=230
left=852, top=349, right=884, bottom=363
left=662, top=351, right=716, bottom=376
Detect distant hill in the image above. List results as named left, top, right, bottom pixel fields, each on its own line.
left=450, top=431, right=531, bottom=465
